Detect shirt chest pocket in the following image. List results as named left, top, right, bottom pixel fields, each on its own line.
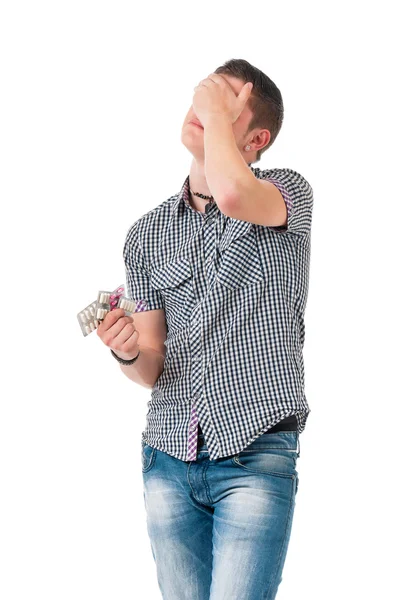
left=150, top=256, right=193, bottom=328
left=216, top=226, right=265, bottom=291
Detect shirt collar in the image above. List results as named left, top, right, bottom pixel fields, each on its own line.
left=172, top=165, right=256, bottom=218
left=171, top=169, right=257, bottom=249
left=172, top=174, right=218, bottom=218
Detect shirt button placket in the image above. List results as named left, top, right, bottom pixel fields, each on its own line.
left=204, top=215, right=217, bottom=289
left=187, top=213, right=216, bottom=461
left=187, top=403, right=199, bottom=461
left=188, top=305, right=202, bottom=463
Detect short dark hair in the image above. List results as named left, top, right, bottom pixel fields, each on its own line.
left=214, top=58, right=284, bottom=163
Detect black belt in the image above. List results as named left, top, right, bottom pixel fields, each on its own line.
left=197, top=414, right=297, bottom=438
left=264, top=414, right=298, bottom=433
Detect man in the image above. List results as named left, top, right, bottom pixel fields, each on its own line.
left=98, top=58, right=314, bottom=599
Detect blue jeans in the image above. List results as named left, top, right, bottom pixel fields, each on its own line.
left=142, top=429, right=300, bottom=600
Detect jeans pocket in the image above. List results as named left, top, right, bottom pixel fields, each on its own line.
left=141, top=440, right=157, bottom=473
left=232, top=448, right=297, bottom=479
left=231, top=436, right=298, bottom=479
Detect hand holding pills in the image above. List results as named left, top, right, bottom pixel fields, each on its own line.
left=96, top=308, right=141, bottom=361
left=77, top=284, right=147, bottom=341
left=77, top=285, right=125, bottom=336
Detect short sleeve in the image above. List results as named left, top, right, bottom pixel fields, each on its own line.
left=252, top=167, right=314, bottom=235
left=123, top=221, right=165, bottom=311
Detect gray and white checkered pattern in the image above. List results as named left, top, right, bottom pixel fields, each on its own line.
left=123, top=166, right=314, bottom=461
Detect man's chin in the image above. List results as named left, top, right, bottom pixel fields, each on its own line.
left=181, top=140, right=204, bottom=160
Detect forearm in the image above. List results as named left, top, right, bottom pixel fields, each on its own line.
left=203, top=114, right=251, bottom=205
left=116, top=346, right=165, bottom=389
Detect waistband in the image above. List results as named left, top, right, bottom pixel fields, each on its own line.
left=197, top=414, right=297, bottom=439
left=197, top=414, right=300, bottom=455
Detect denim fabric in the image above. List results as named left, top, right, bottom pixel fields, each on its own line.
left=142, top=430, right=300, bottom=600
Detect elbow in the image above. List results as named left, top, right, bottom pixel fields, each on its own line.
left=216, top=192, right=238, bottom=219
left=217, top=192, right=241, bottom=220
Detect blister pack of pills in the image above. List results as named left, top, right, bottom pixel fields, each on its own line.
left=130, top=298, right=148, bottom=313
left=116, top=296, right=137, bottom=316
left=77, top=284, right=148, bottom=337
left=96, top=285, right=126, bottom=321
left=77, top=300, right=100, bottom=337
left=77, top=284, right=124, bottom=337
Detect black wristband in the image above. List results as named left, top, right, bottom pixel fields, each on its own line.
left=110, top=349, right=140, bottom=365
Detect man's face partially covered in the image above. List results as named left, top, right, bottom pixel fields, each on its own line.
left=180, top=74, right=255, bottom=163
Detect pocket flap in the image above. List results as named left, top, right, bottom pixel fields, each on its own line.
left=219, top=219, right=253, bottom=252
left=150, top=256, right=192, bottom=289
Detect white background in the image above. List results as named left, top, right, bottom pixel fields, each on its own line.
left=1, top=1, right=397, bottom=598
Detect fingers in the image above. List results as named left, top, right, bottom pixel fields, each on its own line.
left=114, top=327, right=139, bottom=355
left=99, top=313, right=135, bottom=344
left=97, top=308, right=129, bottom=333
left=96, top=308, right=140, bottom=358
left=112, top=321, right=138, bottom=351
